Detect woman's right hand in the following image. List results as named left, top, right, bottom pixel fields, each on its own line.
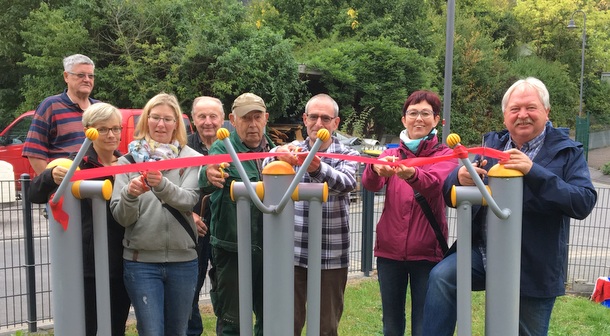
left=127, top=176, right=149, bottom=197
left=373, top=156, right=398, bottom=177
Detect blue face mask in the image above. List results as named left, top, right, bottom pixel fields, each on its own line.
left=400, top=129, right=437, bottom=152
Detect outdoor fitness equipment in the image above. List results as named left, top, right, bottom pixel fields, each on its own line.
left=446, top=133, right=523, bottom=336
left=47, top=128, right=114, bottom=335
left=216, top=127, right=329, bottom=336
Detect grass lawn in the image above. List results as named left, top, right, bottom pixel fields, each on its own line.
left=14, top=276, right=610, bottom=335
left=124, top=276, right=609, bottom=336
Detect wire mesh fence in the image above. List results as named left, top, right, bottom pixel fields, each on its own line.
left=0, top=171, right=609, bottom=332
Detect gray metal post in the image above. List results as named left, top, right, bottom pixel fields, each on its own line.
left=485, top=169, right=523, bottom=335
left=235, top=193, right=253, bottom=336
left=21, top=174, right=37, bottom=332
left=456, top=201, right=472, bottom=336
left=48, top=184, right=86, bottom=335
left=262, top=173, right=295, bottom=335
left=223, top=127, right=329, bottom=336
left=231, top=160, right=327, bottom=336
left=75, top=179, right=113, bottom=335
left=93, top=195, right=111, bottom=336
left=306, top=199, right=322, bottom=336
left=452, top=184, right=487, bottom=336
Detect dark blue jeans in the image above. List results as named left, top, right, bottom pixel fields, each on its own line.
left=377, top=257, right=436, bottom=336
left=422, top=247, right=557, bottom=336
left=124, top=259, right=198, bottom=336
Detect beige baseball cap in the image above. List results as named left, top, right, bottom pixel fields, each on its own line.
left=231, top=93, right=266, bottom=117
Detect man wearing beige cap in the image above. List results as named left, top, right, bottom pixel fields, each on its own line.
left=199, top=92, right=275, bottom=335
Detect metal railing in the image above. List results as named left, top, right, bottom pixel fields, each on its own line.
left=0, top=170, right=609, bottom=332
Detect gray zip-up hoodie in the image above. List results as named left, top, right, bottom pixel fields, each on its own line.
left=110, top=146, right=201, bottom=263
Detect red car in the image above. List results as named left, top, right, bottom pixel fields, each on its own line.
left=0, top=109, right=193, bottom=194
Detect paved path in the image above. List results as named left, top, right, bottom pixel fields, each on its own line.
left=587, top=146, right=610, bottom=186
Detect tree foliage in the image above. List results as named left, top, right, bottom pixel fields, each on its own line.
left=1, top=0, right=609, bottom=146
left=303, top=38, right=435, bottom=138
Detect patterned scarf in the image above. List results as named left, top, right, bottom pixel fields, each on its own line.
left=128, top=138, right=180, bottom=163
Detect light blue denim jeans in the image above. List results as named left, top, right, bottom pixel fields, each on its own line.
left=422, top=247, right=556, bottom=336
left=124, top=259, right=198, bottom=336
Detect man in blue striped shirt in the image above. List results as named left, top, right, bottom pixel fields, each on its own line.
left=265, top=93, right=360, bottom=336
left=22, top=54, right=98, bottom=174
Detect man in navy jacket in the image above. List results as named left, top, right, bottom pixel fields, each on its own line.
left=422, top=77, right=597, bottom=336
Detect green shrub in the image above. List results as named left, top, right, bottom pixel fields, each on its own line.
left=601, top=162, right=610, bottom=175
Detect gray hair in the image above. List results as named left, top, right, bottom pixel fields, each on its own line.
left=191, top=96, right=225, bottom=117
left=502, top=77, right=550, bottom=112
left=63, top=54, right=95, bottom=72
left=82, top=103, right=122, bottom=127
left=305, top=93, right=339, bottom=117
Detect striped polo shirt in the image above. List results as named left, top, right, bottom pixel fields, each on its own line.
left=22, top=90, right=99, bottom=161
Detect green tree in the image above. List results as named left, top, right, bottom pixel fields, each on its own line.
left=209, top=27, right=306, bottom=120
left=88, top=0, right=197, bottom=108
left=304, top=38, right=435, bottom=138
left=431, top=2, right=510, bottom=144
left=178, top=0, right=306, bottom=119
left=506, top=56, right=578, bottom=128
left=0, top=0, right=72, bottom=128
left=19, top=2, right=94, bottom=111
left=513, top=0, right=610, bottom=126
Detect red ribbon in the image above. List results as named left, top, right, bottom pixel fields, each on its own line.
left=49, top=194, right=70, bottom=230
left=57, top=145, right=508, bottom=231
left=71, top=146, right=509, bottom=182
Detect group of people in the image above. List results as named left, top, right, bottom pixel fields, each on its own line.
left=22, top=53, right=597, bottom=336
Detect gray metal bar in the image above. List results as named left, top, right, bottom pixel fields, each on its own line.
left=263, top=174, right=295, bottom=335
left=222, top=137, right=271, bottom=213
left=51, top=138, right=92, bottom=204
left=236, top=195, right=254, bottom=336
left=73, top=180, right=113, bottom=333
left=459, top=158, right=510, bottom=219
left=456, top=201, right=472, bottom=336
left=274, top=138, right=324, bottom=213
left=485, top=173, right=523, bottom=335
left=306, top=199, right=322, bottom=336
left=91, top=193, right=111, bottom=335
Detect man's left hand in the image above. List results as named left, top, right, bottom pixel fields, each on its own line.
left=500, top=149, right=533, bottom=174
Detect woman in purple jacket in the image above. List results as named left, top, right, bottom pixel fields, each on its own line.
left=362, top=90, right=458, bottom=336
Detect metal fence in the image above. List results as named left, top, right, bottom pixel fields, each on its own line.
left=0, top=172, right=609, bottom=332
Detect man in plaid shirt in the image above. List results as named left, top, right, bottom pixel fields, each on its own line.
left=264, top=93, right=360, bottom=335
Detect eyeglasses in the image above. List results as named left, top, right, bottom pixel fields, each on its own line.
left=405, top=109, right=434, bottom=119
left=94, top=126, right=122, bottom=135
left=306, top=114, right=336, bottom=124
left=149, top=115, right=176, bottom=124
left=68, top=72, right=95, bottom=79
